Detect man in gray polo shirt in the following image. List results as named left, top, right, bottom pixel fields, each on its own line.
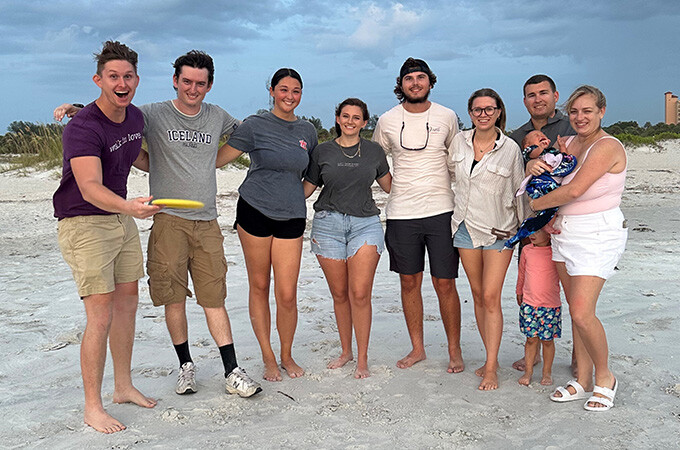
left=55, top=51, right=261, bottom=398
left=509, top=74, right=575, bottom=148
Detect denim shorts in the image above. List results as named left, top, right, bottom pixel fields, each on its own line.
left=453, top=221, right=506, bottom=250
left=310, top=210, right=384, bottom=260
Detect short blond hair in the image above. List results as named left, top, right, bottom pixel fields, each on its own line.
left=565, top=85, right=606, bottom=112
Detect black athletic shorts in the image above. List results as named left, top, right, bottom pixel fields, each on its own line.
left=234, top=196, right=305, bottom=239
left=385, top=211, right=459, bottom=279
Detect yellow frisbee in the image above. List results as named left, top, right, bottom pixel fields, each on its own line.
left=151, top=198, right=205, bottom=209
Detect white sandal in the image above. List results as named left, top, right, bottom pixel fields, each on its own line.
left=550, top=379, right=592, bottom=402
left=584, top=378, right=618, bottom=411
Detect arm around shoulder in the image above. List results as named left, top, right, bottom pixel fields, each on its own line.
left=377, top=172, right=392, bottom=193
left=54, top=103, right=82, bottom=122
left=303, top=180, right=318, bottom=198
left=216, top=143, right=244, bottom=168
left=133, top=149, right=149, bottom=172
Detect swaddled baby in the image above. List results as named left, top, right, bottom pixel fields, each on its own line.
left=504, top=131, right=577, bottom=249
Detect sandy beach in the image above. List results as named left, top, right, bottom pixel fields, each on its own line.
left=1, top=141, right=679, bottom=449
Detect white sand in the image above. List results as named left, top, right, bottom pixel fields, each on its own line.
left=1, top=142, right=679, bottom=448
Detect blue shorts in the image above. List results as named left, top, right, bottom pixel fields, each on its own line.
left=519, top=302, right=562, bottom=340
left=454, top=221, right=506, bottom=251
left=310, top=210, right=384, bottom=260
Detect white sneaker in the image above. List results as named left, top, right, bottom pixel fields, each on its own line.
left=225, top=367, right=262, bottom=398
left=176, top=362, right=197, bottom=395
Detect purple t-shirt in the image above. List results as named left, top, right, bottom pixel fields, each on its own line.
left=53, top=102, right=144, bottom=219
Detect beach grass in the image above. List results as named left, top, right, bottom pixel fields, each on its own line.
left=0, top=123, right=64, bottom=171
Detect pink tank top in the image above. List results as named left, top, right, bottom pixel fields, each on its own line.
left=559, top=136, right=626, bottom=215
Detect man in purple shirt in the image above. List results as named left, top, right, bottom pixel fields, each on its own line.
left=53, top=41, right=161, bottom=434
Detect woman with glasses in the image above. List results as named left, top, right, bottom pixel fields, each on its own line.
left=447, top=88, right=528, bottom=390
left=303, top=98, right=391, bottom=378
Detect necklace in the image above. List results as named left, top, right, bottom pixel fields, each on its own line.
left=473, top=131, right=496, bottom=154
left=337, top=139, right=361, bottom=158
left=473, top=138, right=495, bottom=155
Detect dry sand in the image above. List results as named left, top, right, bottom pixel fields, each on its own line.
left=1, top=141, right=679, bottom=449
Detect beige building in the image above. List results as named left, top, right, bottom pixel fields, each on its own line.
left=665, top=91, right=680, bottom=124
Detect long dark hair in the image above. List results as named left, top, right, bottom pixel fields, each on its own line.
left=334, top=98, right=369, bottom=137
left=467, top=88, right=507, bottom=131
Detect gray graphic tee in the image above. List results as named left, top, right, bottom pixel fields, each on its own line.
left=305, top=139, right=389, bottom=217
left=140, top=101, right=238, bottom=220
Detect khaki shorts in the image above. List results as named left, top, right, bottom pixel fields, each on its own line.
left=57, top=214, right=144, bottom=298
left=147, top=213, right=227, bottom=308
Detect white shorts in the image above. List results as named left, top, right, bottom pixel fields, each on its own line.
left=551, top=207, right=627, bottom=280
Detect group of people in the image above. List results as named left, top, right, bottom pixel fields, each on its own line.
left=52, top=41, right=627, bottom=434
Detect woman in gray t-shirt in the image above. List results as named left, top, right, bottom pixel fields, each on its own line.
left=216, top=68, right=317, bottom=382
left=303, top=98, right=391, bottom=378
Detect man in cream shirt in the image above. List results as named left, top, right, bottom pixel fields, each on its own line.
left=373, top=57, right=464, bottom=373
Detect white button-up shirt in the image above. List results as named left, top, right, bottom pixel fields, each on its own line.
left=447, top=128, right=529, bottom=248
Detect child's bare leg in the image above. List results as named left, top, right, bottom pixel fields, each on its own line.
left=512, top=346, right=541, bottom=371
left=541, top=339, right=555, bottom=385
left=519, top=337, right=539, bottom=386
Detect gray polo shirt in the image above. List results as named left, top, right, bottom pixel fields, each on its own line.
left=509, top=110, right=575, bottom=148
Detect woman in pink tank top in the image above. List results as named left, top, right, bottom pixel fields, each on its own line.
left=528, top=85, right=627, bottom=412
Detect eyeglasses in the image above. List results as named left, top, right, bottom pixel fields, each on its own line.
left=470, top=106, right=500, bottom=117
left=400, top=108, right=430, bottom=151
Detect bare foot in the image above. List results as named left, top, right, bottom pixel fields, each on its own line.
left=518, top=372, right=532, bottom=386
left=328, top=353, right=353, bottom=369
left=478, top=369, right=499, bottom=391
left=281, top=358, right=305, bottom=378
left=263, top=360, right=282, bottom=382
left=540, top=374, right=553, bottom=386
left=112, top=386, right=157, bottom=408
left=475, top=364, right=485, bottom=377
left=396, top=349, right=426, bottom=369
left=84, top=407, right=126, bottom=434
left=354, top=366, right=370, bottom=379
left=447, top=348, right=465, bottom=373
left=512, top=354, right=541, bottom=372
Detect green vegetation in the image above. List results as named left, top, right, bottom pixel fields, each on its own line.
left=604, top=121, right=680, bottom=146
left=0, top=120, right=254, bottom=172
left=0, top=122, right=65, bottom=170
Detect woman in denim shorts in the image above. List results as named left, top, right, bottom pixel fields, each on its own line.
left=447, top=88, right=528, bottom=390
left=303, top=98, right=392, bottom=378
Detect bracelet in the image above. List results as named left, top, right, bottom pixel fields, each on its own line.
left=73, top=103, right=84, bottom=108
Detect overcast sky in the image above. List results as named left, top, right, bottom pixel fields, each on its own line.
left=1, top=0, right=678, bottom=133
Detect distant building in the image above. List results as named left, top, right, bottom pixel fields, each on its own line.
left=665, top=91, right=679, bottom=124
